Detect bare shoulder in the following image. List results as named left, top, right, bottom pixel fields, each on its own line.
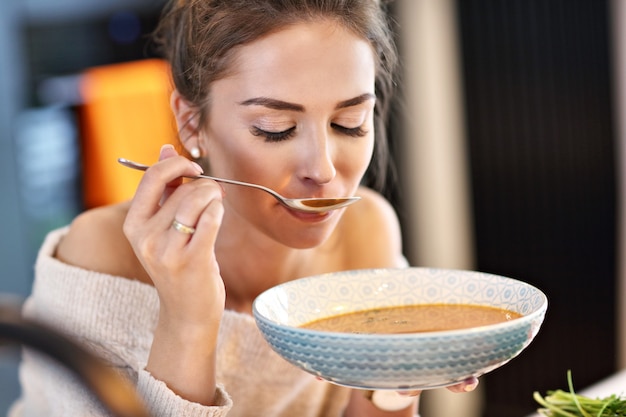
left=337, top=186, right=404, bottom=269
left=55, top=201, right=147, bottom=281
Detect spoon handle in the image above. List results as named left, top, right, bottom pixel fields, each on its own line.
left=117, top=158, right=277, bottom=194
left=117, top=157, right=360, bottom=213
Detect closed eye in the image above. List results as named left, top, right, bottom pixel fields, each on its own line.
left=251, top=126, right=296, bottom=142
left=331, top=124, right=368, bottom=137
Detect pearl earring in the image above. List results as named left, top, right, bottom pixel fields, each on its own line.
left=190, top=147, right=201, bottom=159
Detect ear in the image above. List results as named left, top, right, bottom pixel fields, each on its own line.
left=170, top=89, right=203, bottom=158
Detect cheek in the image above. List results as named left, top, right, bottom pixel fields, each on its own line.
left=210, top=142, right=277, bottom=205
left=348, top=135, right=376, bottom=180
left=204, top=129, right=260, bottom=179
left=230, top=149, right=265, bottom=178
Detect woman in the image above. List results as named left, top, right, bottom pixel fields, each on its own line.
left=11, top=1, right=477, bottom=416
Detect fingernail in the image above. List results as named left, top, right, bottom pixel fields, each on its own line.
left=159, top=144, right=175, bottom=160
left=464, top=379, right=479, bottom=392
left=192, top=161, right=204, bottom=173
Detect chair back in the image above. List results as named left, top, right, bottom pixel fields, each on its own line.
left=79, top=59, right=177, bottom=208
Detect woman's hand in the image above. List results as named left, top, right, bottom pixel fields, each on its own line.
left=445, top=376, right=480, bottom=393
left=123, top=144, right=225, bottom=405
left=344, top=376, right=479, bottom=417
left=400, top=375, right=480, bottom=397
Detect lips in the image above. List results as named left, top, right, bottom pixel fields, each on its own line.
left=283, top=205, right=333, bottom=222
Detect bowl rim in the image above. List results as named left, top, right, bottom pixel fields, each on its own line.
left=252, top=267, right=548, bottom=339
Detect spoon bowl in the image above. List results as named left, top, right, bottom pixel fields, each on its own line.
left=118, top=158, right=360, bottom=213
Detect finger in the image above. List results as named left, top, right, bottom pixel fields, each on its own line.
left=186, top=197, right=224, bottom=251
left=397, top=390, right=421, bottom=397
left=159, top=145, right=194, bottom=205
left=164, top=181, right=224, bottom=242
left=446, top=376, right=479, bottom=393
left=127, top=152, right=203, bottom=225
left=371, top=390, right=418, bottom=411
left=159, top=143, right=178, bottom=160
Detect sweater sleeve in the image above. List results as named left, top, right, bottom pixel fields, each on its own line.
left=11, top=227, right=233, bottom=417
left=138, top=370, right=232, bottom=416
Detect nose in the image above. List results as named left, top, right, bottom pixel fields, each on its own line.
left=298, top=131, right=337, bottom=185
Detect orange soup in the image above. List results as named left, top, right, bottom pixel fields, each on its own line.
left=300, top=304, right=522, bottom=334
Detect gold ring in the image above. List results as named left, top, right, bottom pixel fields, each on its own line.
left=171, top=219, right=196, bottom=234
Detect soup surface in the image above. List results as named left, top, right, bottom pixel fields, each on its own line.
left=300, top=303, right=522, bottom=334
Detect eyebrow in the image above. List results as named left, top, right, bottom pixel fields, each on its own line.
left=239, top=93, right=376, bottom=112
left=336, top=93, right=376, bottom=109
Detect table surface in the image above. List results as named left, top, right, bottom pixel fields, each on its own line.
left=526, top=369, right=626, bottom=416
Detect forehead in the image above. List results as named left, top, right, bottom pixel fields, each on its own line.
left=215, top=20, right=376, bottom=104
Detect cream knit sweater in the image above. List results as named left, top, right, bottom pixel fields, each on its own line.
left=9, top=227, right=350, bottom=417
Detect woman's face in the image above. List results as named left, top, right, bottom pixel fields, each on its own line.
left=199, top=20, right=376, bottom=248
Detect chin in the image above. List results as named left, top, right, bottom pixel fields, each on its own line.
left=272, top=221, right=338, bottom=249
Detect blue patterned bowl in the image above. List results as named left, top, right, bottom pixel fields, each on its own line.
left=252, top=267, right=547, bottom=390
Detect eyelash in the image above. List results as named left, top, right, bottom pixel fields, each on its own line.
left=331, top=124, right=368, bottom=138
left=251, top=125, right=368, bottom=143
left=251, top=126, right=296, bottom=142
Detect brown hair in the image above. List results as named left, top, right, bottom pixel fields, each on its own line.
left=152, top=0, right=398, bottom=192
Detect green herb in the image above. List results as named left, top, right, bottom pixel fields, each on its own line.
left=533, top=370, right=626, bottom=417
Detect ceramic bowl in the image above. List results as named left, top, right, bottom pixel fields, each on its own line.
left=252, top=267, right=547, bottom=390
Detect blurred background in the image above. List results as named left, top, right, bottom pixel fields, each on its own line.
left=0, top=0, right=623, bottom=416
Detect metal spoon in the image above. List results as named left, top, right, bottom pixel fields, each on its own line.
left=118, top=158, right=360, bottom=213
